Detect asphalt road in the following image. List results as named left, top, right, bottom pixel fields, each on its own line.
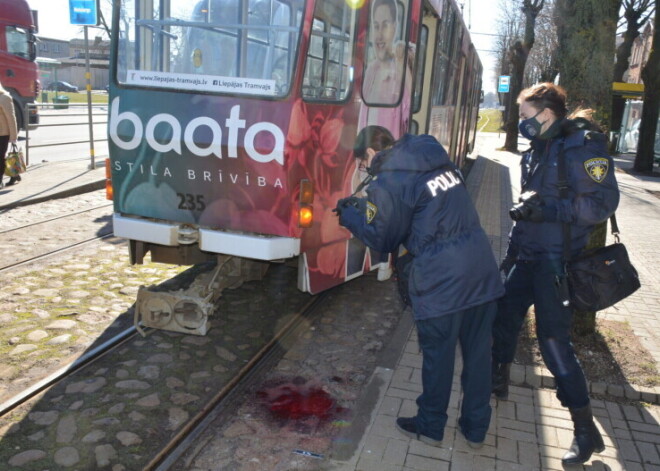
left=19, top=104, right=109, bottom=166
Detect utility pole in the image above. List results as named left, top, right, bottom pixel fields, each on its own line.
left=84, top=25, right=96, bottom=170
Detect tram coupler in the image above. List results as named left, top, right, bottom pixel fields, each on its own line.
left=134, top=255, right=269, bottom=336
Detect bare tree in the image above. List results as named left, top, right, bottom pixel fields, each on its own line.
left=494, top=0, right=525, bottom=97
left=503, top=0, right=546, bottom=152
left=610, top=0, right=655, bottom=151
left=635, top=3, right=659, bottom=172
left=525, top=0, right=559, bottom=84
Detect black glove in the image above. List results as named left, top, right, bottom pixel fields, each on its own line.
left=521, top=197, right=544, bottom=222
left=522, top=199, right=558, bottom=223
left=333, top=196, right=360, bottom=216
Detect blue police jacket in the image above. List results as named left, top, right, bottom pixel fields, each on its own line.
left=338, top=134, right=504, bottom=320
left=508, top=122, right=620, bottom=261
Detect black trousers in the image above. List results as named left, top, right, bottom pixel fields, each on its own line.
left=492, top=259, right=590, bottom=409
left=0, top=135, right=8, bottom=179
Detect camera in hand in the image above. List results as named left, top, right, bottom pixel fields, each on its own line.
left=509, top=191, right=540, bottom=221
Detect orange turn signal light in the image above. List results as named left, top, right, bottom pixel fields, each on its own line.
left=105, top=158, right=113, bottom=201
left=299, top=204, right=313, bottom=228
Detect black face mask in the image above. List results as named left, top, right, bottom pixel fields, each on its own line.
left=518, top=109, right=545, bottom=140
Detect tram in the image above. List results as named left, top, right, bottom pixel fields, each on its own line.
left=107, top=0, right=482, bottom=334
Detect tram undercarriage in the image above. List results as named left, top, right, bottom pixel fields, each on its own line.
left=132, top=241, right=270, bottom=336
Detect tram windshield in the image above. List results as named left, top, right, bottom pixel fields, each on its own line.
left=116, top=0, right=305, bottom=97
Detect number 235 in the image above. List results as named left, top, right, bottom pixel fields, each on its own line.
left=177, top=193, right=206, bottom=211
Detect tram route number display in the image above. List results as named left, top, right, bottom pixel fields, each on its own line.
left=177, top=193, right=206, bottom=211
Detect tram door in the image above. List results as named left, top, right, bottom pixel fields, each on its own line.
left=449, top=54, right=467, bottom=164
left=449, top=54, right=470, bottom=167
left=410, top=8, right=436, bottom=135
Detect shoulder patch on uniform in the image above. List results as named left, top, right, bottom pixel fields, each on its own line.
left=366, top=201, right=377, bottom=224
left=584, top=157, right=609, bottom=183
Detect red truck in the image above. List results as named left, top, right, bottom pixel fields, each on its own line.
left=0, top=0, right=40, bottom=130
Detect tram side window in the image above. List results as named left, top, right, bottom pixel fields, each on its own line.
left=412, top=25, right=428, bottom=113
left=431, top=7, right=456, bottom=106
left=116, top=0, right=305, bottom=98
left=302, top=0, right=358, bottom=101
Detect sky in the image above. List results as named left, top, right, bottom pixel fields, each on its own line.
left=28, top=0, right=110, bottom=40
left=27, top=0, right=500, bottom=92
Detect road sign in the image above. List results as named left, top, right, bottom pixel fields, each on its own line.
left=69, top=0, right=98, bottom=26
left=498, top=75, right=510, bottom=93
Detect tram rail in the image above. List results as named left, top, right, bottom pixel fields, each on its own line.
left=0, top=203, right=112, bottom=235
left=0, top=204, right=113, bottom=272
left=0, top=233, right=114, bottom=274
left=0, top=263, right=325, bottom=469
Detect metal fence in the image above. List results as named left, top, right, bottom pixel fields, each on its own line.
left=24, top=102, right=108, bottom=168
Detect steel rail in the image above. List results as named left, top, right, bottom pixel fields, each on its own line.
left=149, top=293, right=328, bottom=471
left=0, top=203, right=113, bottom=235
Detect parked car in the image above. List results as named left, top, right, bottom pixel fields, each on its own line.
left=46, top=81, right=79, bottom=92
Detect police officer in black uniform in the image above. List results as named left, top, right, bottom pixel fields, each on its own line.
left=492, top=83, right=619, bottom=465
left=337, top=127, right=504, bottom=449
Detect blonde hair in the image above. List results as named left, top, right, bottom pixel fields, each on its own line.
left=567, top=107, right=603, bottom=132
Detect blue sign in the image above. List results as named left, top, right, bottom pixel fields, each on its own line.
left=498, top=75, right=510, bottom=93
left=69, top=0, right=98, bottom=26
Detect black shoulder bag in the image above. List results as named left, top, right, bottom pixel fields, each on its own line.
left=557, top=144, right=640, bottom=312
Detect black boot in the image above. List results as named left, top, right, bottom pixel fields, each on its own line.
left=492, top=360, right=511, bottom=399
left=6, top=176, right=18, bottom=186
left=562, top=404, right=605, bottom=465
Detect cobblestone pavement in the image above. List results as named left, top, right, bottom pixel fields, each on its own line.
left=0, top=189, right=109, bottom=231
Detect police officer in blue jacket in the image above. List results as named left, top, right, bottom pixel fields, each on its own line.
left=337, top=126, right=504, bottom=449
left=492, top=83, right=619, bottom=465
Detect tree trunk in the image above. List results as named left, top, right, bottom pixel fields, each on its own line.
left=572, top=221, right=607, bottom=337
left=504, top=0, right=545, bottom=152
left=555, top=0, right=620, bottom=128
left=504, top=42, right=526, bottom=151
left=634, top=2, right=660, bottom=173
left=555, top=0, right=619, bottom=336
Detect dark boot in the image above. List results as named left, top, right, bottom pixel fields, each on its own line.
left=562, top=404, right=605, bottom=465
left=6, top=176, right=18, bottom=186
left=492, top=360, right=511, bottom=399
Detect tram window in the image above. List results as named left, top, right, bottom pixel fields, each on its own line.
left=412, top=25, right=428, bottom=113
left=362, top=0, right=410, bottom=106
left=116, top=0, right=305, bottom=97
left=302, top=0, right=358, bottom=102
left=431, top=54, right=449, bottom=106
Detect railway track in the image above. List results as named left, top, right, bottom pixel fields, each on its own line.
left=0, top=263, right=322, bottom=469
left=0, top=257, right=404, bottom=470
left=0, top=203, right=114, bottom=272
left=0, top=287, right=325, bottom=468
